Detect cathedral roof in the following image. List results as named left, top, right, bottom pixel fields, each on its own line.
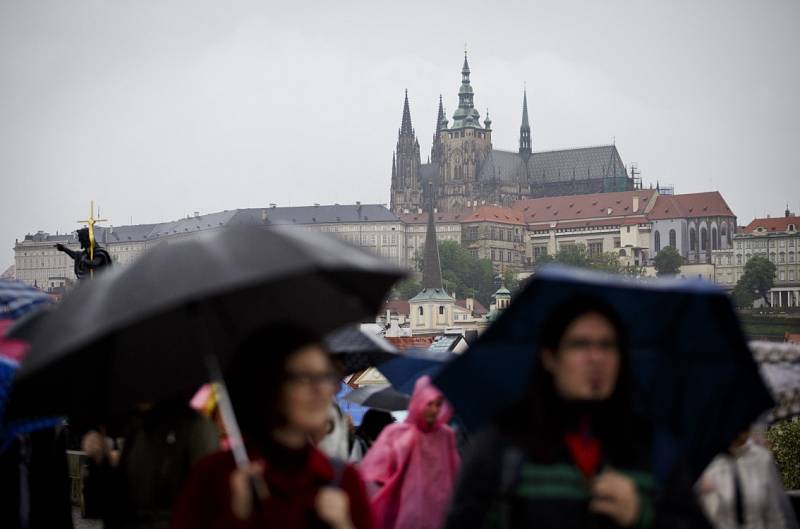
left=479, top=145, right=629, bottom=183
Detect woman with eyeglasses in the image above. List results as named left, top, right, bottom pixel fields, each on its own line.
left=170, top=325, right=375, bottom=529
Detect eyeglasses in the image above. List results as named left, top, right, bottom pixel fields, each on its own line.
left=560, top=338, right=618, bottom=353
left=285, top=371, right=340, bottom=388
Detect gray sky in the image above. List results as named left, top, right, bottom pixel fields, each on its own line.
left=2, top=0, right=799, bottom=268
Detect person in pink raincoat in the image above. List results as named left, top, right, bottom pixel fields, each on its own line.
left=359, top=375, right=461, bottom=529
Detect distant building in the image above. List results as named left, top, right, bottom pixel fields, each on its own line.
left=517, top=190, right=658, bottom=268
left=390, top=53, right=635, bottom=214
left=713, top=210, right=800, bottom=307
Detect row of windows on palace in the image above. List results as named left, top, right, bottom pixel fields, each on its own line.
left=463, top=226, right=523, bottom=242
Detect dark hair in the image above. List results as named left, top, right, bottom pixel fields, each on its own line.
left=497, top=296, right=645, bottom=467
left=356, top=409, right=395, bottom=446
left=225, top=324, right=325, bottom=445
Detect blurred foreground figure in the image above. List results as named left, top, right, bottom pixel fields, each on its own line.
left=81, top=397, right=218, bottom=529
left=359, top=376, right=460, bottom=529
left=444, top=298, right=710, bottom=529
left=170, top=326, right=374, bottom=529
left=698, top=431, right=798, bottom=529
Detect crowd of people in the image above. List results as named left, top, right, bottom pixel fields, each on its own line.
left=2, top=296, right=798, bottom=529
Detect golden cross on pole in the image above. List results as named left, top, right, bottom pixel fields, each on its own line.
left=77, top=200, right=107, bottom=267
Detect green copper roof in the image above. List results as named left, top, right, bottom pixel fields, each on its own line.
left=494, top=286, right=511, bottom=297
left=409, top=287, right=454, bottom=302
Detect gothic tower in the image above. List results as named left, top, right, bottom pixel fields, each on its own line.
left=390, top=90, right=422, bottom=213
left=519, top=88, right=532, bottom=159
left=430, top=95, right=447, bottom=166
left=437, top=53, right=493, bottom=212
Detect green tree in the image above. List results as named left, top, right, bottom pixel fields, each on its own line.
left=736, top=255, right=776, bottom=307
left=535, top=244, right=641, bottom=277
left=554, top=244, right=590, bottom=267
left=390, top=277, right=421, bottom=300
left=767, top=420, right=800, bottom=489
left=653, top=246, right=683, bottom=276
left=501, top=268, right=520, bottom=294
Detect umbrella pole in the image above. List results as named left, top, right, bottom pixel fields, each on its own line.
left=204, top=353, right=269, bottom=500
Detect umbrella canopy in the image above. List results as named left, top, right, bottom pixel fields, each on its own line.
left=751, top=341, right=800, bottom=423
left=0, top=279, right=51, bottom=320
left=7, top=225, right=404, bottom=421
left=344, top=384, right=410, bottom=412
left=378, top=349, right=456, bottom=394
left=0, top=281, right=60, bottom=452
left=435, top=265, right=774, bottom=482
left=325, top=326, right=400, bottom=375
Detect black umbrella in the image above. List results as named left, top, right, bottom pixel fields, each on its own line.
left=325, top=326, right=400, bottom=375
left=344, top=384, right=410, bottom=412
left=7, top=225, right=404, bottom=422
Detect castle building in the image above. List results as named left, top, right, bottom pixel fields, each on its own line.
left=390, top=53, right=635, bottom=214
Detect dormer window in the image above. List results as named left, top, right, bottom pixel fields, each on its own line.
left=790, top=224, right=797, bottom=231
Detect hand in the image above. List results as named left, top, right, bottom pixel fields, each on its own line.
left=229, top=462, right=267, bottom=520
left=315, top=487, right=354, bottom=529
left=81, top=431, right=109, bottom=465
left=590, top=470, right=641, bottom=527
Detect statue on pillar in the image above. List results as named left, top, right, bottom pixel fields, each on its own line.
left=54, top=202, right=112, bottom=279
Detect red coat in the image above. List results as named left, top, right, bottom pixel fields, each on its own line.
left=170, top=443, right=375, bottom=529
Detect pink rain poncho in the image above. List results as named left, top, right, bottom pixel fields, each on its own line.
left=359, top=376, right=460, bottom=529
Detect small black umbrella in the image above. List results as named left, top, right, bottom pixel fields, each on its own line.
left=325, top=326, right=400, bottom=375
left=7, top=225, right=404, bottom=422
left=344, top=384, right=410, bottom=412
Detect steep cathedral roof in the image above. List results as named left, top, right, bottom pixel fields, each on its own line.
left=479, top=145, right=629, bottom=183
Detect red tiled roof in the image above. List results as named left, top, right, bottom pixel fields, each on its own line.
left=461, top=206, right=525, bottom=225
left=786, top=333, right=800, bottom=344
left=741, top=215, right=800, bottom=234
left=528, top=216, right=650, bottom=231
left=454, top=298, right=489, bottom=315
left=399, top=212, right=463, bottom=224
left=382, top=299, right=410, bottom=316
left=385, top=336, right=436, bottom=350
left=513, top=190, right=657, bottom=224
left=647, top=192, right=735, bottom=220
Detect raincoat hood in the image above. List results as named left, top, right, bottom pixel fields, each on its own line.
left=406, top=376, right=453, bottom=432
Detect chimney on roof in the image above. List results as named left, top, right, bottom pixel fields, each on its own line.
left=269, top=203, right=277, bottom=208
left=632, top=196, right=639, bottom=213
left=194, top=211, right=200, bottom=218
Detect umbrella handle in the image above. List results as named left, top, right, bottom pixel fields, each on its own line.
left=204, top=353, right=269, bottom=500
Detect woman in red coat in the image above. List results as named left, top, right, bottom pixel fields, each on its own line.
left=171, top=326, right=375, bottom=529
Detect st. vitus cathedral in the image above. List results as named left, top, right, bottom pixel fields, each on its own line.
left=390, top=53, right=635, bottom=214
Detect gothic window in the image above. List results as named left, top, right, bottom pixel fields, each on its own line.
left=654, top=231, right=661, bottom=253
left=712, top=228, right=718, bottom=250
left=669, top=229, right=677, bottom=248
left=700, top=228, right=708, bottom=251
left=690, top=228, right=697, bottom=251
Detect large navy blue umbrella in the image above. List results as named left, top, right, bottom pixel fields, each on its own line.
left=435, top=265, right=774, bottom=482
left=378, top=349, right=456, bottom=394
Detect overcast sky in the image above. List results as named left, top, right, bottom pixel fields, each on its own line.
left=2, top=0, right=799, bottom=268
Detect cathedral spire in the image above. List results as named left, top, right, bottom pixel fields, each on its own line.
left=452, top=52, right=481, bottom=129
left=400, top=89, right=414, bottom=136
left=519, top=87, right=532, bottom=156
left=436, top=94, right=447, bottom=132
left=422, top=183, right=443, bottom=290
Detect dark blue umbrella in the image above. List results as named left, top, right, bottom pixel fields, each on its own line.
left=379, top=348, right=456, bottom=394
left=434, top=265, right=774, bottom=482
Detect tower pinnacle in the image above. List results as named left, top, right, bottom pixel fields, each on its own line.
left=519, top=88, right=532, bottom=156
